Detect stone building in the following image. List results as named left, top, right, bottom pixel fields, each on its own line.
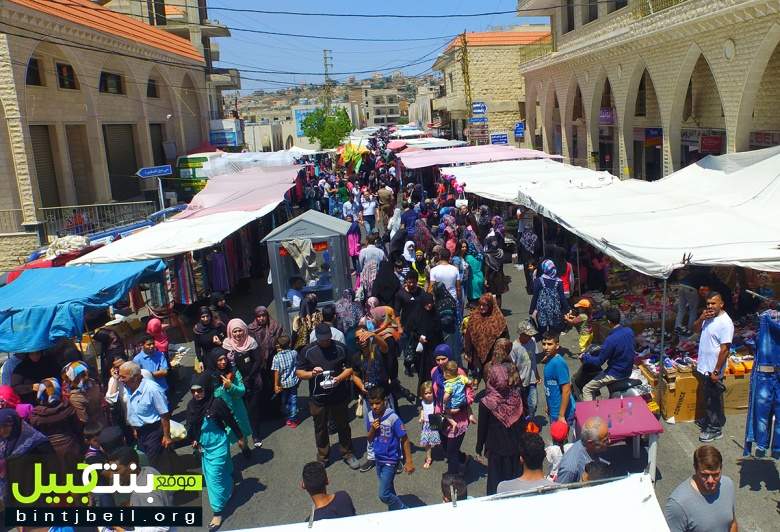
left=518, top=0, right=780, bottom=179
left=360, top=86, right=402, bottom=127
left=0, top=0, right=208, bottom=268
left=432, top=29, right=551, bottom=145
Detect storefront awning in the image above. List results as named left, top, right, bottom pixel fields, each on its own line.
left=399, top=144, right=561, bottom=169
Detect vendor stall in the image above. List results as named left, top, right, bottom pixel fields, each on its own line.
left=262, top=210, right=352, bottom=332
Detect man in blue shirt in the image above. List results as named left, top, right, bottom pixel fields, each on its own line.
left=367, top=387, right=414, bottom=511
left=287, top=276, right=306, bottom=309
left=119, top=361, right=176, bottom=473
left=541, top=333, right=575, bottom=425
left=580, top=309, right=636, bottom=401
left=133, top=335, right=169, bottom=392
left=400, top=202, right=418, bottom=236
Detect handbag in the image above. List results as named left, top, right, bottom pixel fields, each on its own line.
left=455, top=191, right=468, bottom=209
left=427, top=413, right=444, bottom=431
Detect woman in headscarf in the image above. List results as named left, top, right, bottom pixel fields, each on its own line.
left=206, top=348, right=255, bottom=458
left=413, top=219, right=438, bottom=254
left=490, top=215, right=506, bottom=247
left=407, top=292, right=444, bottom=391
left=186, top=373, right=243, bottom=532
left=483, top=232, right=508, bottom=310
left=370, top=305, right=403, bottom=396
left=193, top=307, right=226, bottom=367
left=453, top=239, right=471, bottom=306
left=221, top=319, right=266, bottom=446
left=530, top=259, right=569, bottom=336
left=358, top=259, right=379, bottom=301
left=145, top=318, right=169, bottom=356
left=409, top=248, right=429, bottom=288
left=10, top=352, right=60, bottom=405
left=464, top=294, right=509, bottom=387
left=0, top=386, right=31, bottom=420
left=292, top=294, right=323, bottom=350
left=346, top=214, right=362, bottom=273
left=371, top=259, right=401, bottom=307
left=29, top=377, right=82, bottom=479
left=476, top=338, right=525, bottom=495
left=402, top=240, right=416, bottom=265
left=387, top=207, right=402, bottom=239
left=518, top=223, right=540, bottom=295
left=441, top=215, right=458, bottom=256
left=210, top=291, right=233, bottom=326
left=247, top=307, right=283, bottom=421
left=430, top=344, right=473, bottom=475
left=62, top=361, right=106, bottom=426
left=0, top=408, right=54, bottom=504
left=465, top=241, right=484, bottom=305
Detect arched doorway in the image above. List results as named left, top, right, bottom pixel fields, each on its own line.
left=568, top=85, right=586, bottom=166
left=180, top=74, right=202, bottom=152
left=285, top=135, right=294, bottom=149
left=594, top=78, right=618, bottom=173
left=630, top=69, right=663, bottom=180
left=746, top=40, right=780, bottom=150
left=677, top=55, right=726, bottom=168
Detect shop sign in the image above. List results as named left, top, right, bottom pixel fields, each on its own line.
left=680, top=128, right=700, bottom=146
left=645, top=127, right=663, bottom=147
left=514, top=122, right=525, bottom=138
left=599, top=107, right=615, bottom=125
left=209, top=129, right=238, bottom=147
left=490, top=132, right=509, bottom=145
left=468, top=116, right=487, bottom=123
left=699, top=135, right=723, bottom=154
left=472, top=102, right=487, bottom=114
left=749, top=131, right=780, bottom=148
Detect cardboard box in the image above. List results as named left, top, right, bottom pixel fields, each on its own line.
left=658, top=372, right=703, bottom=422
left=639, top=364, right=658, bottom=388
left=724, top=374, right=750, bottom=413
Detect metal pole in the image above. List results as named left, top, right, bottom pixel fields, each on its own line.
left=157, top=177, right=166, bottom=217
left=660, top=279, right=668, bottom=355
left=576, top=243, right=582, bottom=296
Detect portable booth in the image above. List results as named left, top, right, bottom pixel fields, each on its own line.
left=261, top=210, right=351, bottom=332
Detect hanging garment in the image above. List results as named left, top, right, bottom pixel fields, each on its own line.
left=239, top=228, right=252, bottom=278
left=281, top=239, right=317, bottom=282
left=208, top=252, right=230, bottom=293
left=744, top=311, right=780, bottom=456
left=224, top=238, right=239, bottom=289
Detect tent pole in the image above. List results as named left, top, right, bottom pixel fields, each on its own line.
left=660, top=279, right=668, bottom=355
left=576, top=243, right=582, bottom=296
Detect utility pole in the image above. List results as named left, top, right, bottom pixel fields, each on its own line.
left=459, top=31, right=474, bottom=144
left=323, top=49, right=333, bottom=113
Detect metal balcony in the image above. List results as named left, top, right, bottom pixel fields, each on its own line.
left=37, top=201, right=156, bottom=240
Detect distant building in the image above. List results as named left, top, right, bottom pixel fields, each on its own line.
left=360, top=85, right=402, bottom=127
left=432, top=27, right=551, bottom=145
left=409, top=85, right=440, bottom=128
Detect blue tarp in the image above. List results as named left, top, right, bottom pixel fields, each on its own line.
left=0, top=260, right=165, bottom=353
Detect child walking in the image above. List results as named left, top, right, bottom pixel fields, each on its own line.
left=271, top=334, right=300, bottom=428
left=545, top=420, right=573, bottom=481
left=442, top=361, right=476, bottom=429
left=418, top=382, right=441, bottom=469
left=564, top=299, right=594, bottom=353
left=367, top=387, right=414, bottom=511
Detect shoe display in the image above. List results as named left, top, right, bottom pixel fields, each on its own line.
left=358, top=458, right=375, bottom=472
left=343, top=455, right=360, bottom=470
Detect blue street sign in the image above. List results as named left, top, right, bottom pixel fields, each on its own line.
left=514, top=122, right=525, bottom=137
left=469, top=116, right=488, bottom=124
left=490, top=133, right=509, bottom=145
left=136, top=164, right=172, bottom=179
left=472, top=101, right=487, bottom=114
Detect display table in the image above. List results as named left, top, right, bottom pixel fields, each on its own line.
left=575, top=397, right=664, bottom=482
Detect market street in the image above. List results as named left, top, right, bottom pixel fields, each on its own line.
left=165, top=277, right=779, bottom=531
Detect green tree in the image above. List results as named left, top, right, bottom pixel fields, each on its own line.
left=301, top=107, right=353, bottom=149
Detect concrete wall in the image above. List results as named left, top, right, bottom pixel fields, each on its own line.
left=0, top=233, right=40, bottom=270
left=521, top=1, right=780, bottom=177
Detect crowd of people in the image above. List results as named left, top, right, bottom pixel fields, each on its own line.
left=0, top=129, right=742, bottom=532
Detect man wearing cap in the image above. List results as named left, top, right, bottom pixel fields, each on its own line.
left=296, top=323, right=359, bottom=469
left=511, top=321, right=540, bottom=419
left=580, top=309, right=635, bottom=401
left=565, top=299, right=595, bottom=354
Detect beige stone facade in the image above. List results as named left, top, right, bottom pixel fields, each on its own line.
left=433, top=29, right=551, bottom=145
left=0, top=1, right=208, bottom=268
left=518, top=0, right=780, bottom=178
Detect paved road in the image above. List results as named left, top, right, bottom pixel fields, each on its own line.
left=169, top=273, right=778, bottom=531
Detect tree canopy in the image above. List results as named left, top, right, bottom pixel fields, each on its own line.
left=301, top=107, right=352, bottom=149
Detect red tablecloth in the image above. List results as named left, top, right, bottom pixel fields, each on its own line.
left=575, top=398, right=663, bottom=440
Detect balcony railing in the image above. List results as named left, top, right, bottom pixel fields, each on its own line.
left=632, top=0, right=689, bottom=17
left=38, top=201, right=156, bottom=239
left=518, top=34, right=555, bottom=66
left=0, top=209, right=23, bottom=233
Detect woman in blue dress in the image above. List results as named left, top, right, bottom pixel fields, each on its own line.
left=187, top=373, right=243, bottom=531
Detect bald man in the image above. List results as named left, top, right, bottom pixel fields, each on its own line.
left=693, top=292, right=734, bottom=443
left=555, top=416, right=610, bottom=484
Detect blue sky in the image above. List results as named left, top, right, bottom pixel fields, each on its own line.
left=209, top=0, right=548, bottom=93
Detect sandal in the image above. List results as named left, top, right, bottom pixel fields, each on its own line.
left=423, top=458, right=432, bottom=469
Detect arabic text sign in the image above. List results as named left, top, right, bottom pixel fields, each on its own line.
left=136, top=164, right=173, bottom=179
left=472, top=101, right=487, bottom=114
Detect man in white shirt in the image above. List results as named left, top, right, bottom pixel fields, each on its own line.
left=360, top=191, right=378, bottom=234
left=427, top=249, right=460, bottom=301
left=693, top=292, right=734, bottom=442
left=358, top=233, right=385, bottom=270
left=309, top=305, right=346, bottom=344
